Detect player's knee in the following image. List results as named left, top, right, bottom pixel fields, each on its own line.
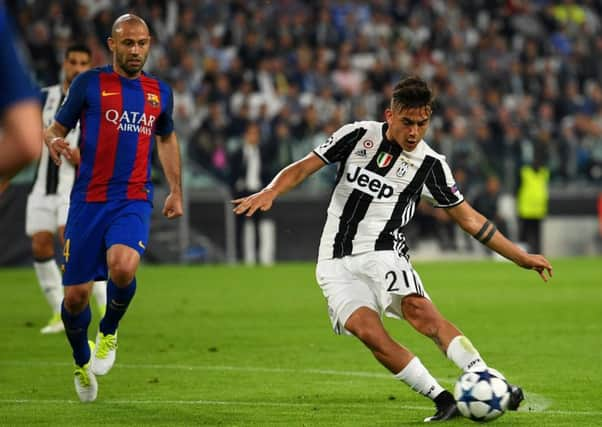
left=107, top=246, right=139, bottom=285
left=346, top=318, right=387, bottom=350
left=108, top=261, right=136, bottom=286
left=63, top=287, right=90, bottom=313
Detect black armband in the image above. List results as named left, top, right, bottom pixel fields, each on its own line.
left=472, top=220, right=497, bottom=244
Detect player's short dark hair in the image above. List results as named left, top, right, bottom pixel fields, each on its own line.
left=391, top=76, right=434, bottom=112
left=65, top=44, right=92, bottom=59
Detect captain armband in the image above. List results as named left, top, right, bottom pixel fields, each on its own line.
left=472, top=220, right=497, bottom=245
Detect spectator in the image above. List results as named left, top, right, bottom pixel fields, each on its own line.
left=228, top=122, right=276, bottom=265
left=517, top=149, right=550, bottom=253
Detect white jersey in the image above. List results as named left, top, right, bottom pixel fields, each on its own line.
left=313, top=120, right=464, bottom=261
left=30, top=84, right=79, bottom=197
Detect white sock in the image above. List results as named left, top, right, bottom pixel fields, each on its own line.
left=243, top=220, right=256, bottom=265
left=394, top=357, right=445, bottom=400
left=258, top=219, right=275, bottom=266
left=446, top=335, right=488, bottom=372
left=92, top=281, right=107, bottom=315
left=33, top=259, right=63, bottom=314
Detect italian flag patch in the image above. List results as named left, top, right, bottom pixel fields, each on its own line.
left=376, top=152, right=393, bottom=168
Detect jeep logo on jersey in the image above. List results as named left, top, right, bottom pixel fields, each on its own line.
left=105, top=109, right=156, bottom=135
left=346, top=165, right=395, bottom=199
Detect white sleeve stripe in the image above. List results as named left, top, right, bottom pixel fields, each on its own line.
left=313, top=149, right=330, bottom=164
left=433, top=198, right=465, bottom=208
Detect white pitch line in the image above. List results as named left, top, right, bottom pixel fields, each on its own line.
left=0, top=360, right=391, bottom=379
left=0, top=398, right=432, bottom=411
left=1, top=399, right=601, bottom=416
left=1, top=361, right=599, bottom=416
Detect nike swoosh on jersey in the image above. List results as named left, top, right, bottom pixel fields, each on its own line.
left=101, top=90, right=120, bottom=96
left=138, top=240, right=146, bottom=249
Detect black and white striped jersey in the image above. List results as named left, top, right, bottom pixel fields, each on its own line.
left=30, top=84, right=79, bottom=196
left=313, top=120, right=464, bottom=260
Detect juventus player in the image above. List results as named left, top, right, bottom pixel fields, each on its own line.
left=233, top=76, right=553, bottom=422
left=26, top=45, right=106, bottom=334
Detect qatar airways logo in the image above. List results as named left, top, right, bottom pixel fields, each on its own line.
left=105, top=109, right=156, bottom=136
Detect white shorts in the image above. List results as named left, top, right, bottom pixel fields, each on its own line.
left=315, top=251, right=430, bottom=335
left=25, top=192, right=70, bottom=236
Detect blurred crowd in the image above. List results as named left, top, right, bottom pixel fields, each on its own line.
left=9, top=0, right=602, bottom=198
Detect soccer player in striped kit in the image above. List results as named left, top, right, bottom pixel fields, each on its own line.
left=233, top=77, right=553, bottom=422
left=26, top=44, right=107, bottom=335
left=43, top=14, right=183, bottom=402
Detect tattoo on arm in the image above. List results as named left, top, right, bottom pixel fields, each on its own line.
left=473, top=220, right=497, bottom=244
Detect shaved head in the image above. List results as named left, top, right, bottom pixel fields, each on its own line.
left=108, top=13, right=151, bottom=78
left=111, top=14, right=149, bottom=38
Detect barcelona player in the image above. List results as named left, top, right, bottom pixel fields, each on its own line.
left=0, top=1, right=42, bottom=186
left=43, top=14, right=183, bottom=402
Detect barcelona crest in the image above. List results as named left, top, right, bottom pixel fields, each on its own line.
left=147, top=93, right=160, bottom=107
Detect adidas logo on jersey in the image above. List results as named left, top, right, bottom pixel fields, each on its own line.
left=354, top=149, right=367, bottom=157
left=346, top=165, right=395, bottom=199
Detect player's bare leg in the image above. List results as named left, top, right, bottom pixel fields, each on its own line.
left=345, top=307, right=414, bottom=371
left=32, top=231, right=64, bottom=334
left=62, top=282, right=97, bottom=401
left=402, top=295, right=524, bottom=410
left=92, top=244, right=140, bottom=375
left=401, top=295, right=465, bottom=355
left=345, top=307, right=457, bottom=422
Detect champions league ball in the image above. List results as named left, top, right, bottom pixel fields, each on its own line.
left=453, top=368, right=511, bottom=422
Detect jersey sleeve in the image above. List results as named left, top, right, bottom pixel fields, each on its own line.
left=55, top=72, right=89, bottom=130
left=421, top=157, right=464, bottom=208
left=0, top=4, right=39, bottom=113
left=313, top=123, right=367, bottom=164
left=155, top=83, right=174, bottom=136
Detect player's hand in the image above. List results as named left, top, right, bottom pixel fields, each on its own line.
left=46, top=137, right=70, bottom=166
left=65, top=147, right=81, bottom=166
left=232, top=188, right=276, bottom=217
left=163, top=191, right=183, bottom=219
left=519, top=253, right=553, bottom=282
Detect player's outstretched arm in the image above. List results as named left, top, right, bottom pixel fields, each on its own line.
left=156, top=131, right=183, bottom=219
left=232, top=152, right=325, bottom=217
left=445, top=201, right=553, bottom=282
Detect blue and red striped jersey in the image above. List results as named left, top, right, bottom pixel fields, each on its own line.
left=56, top=65, right=174, bottom=203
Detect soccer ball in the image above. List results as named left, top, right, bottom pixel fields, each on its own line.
left=453, top=368, right=511, bottom=422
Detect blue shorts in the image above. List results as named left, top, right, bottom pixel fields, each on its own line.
left=62, top=199, right=152, bottom=285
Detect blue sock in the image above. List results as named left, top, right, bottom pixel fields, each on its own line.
left=61, top=301, right=92, bottom=367
left=99, top=278, right=137, bottom=335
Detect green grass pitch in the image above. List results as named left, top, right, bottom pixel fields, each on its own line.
left=0, top=258, right=601, bottom=426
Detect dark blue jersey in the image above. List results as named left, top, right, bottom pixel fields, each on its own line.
left=0, top=3, right=39, bottom=113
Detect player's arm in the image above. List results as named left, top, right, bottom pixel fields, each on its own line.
left=156, top=131, right=183, bottom=219
left=0, top=101, right=42, bottom=182
left=0, top=5, right=42, bottom=181
left=232, top=152, right=326, bottom=217
left=445, top=200, right=553, bottom=282
left=44, top=71, right=89, bottom=167
left=43, top=121, right=71, bottom=166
